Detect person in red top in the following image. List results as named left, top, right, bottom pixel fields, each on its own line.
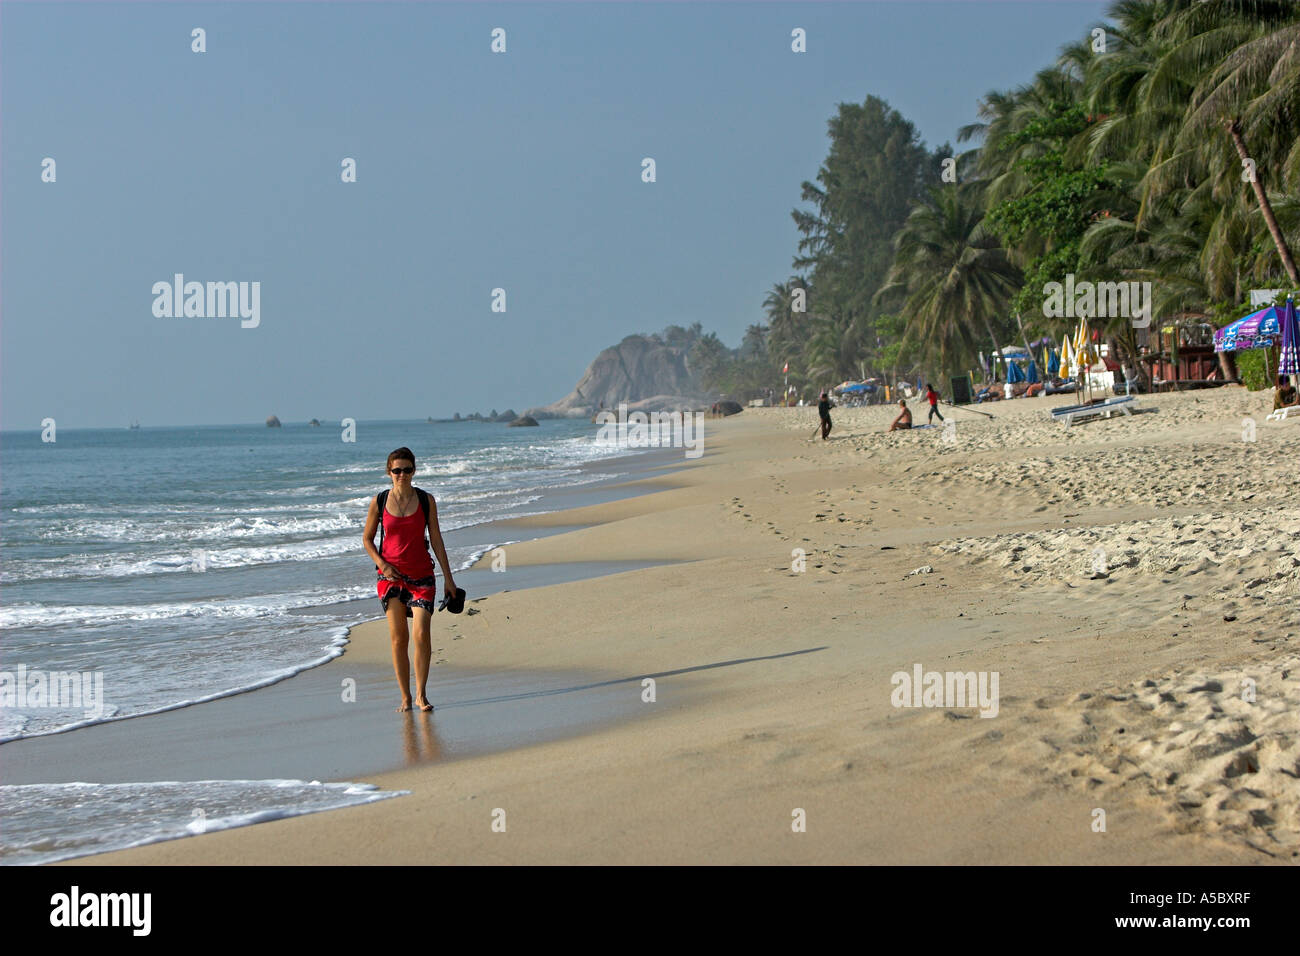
left=364, top=447, right=459, bottom=713
left=925, top=383, right=944, bottom=424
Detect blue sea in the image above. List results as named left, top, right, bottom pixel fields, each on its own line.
left=0, top=418, right=638, bottom=742
left=0, top=417, right=659, bottom=862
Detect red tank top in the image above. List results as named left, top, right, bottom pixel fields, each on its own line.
left=380, top=507, right=435, bottom=578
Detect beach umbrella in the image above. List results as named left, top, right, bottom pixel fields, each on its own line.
left=1277, top=297, right=1299, bottom=377
left=1073, top=318, right=1092, bottom=370
left=1046, top=347, right=1060, bottom=377
left=1026, top=361, right=1040, bottom=384
left=1006, top=359, right=1026, bottom=384
left=1213, top=305, right=1284, bottom=352
left=1061, top=339, right=1074, bottom=377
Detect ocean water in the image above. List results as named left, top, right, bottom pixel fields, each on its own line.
left=0, top=780, right=407, bottom=865
left=0, top=418, right=640, bottom=741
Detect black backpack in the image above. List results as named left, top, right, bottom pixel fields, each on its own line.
left=375, top=487, right=430, bottom=569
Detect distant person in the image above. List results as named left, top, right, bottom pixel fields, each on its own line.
left=364, top=447, right=461, bottom=713
left=925, top=383, right=944, bottom=424
left=1276, top=376, right=1298, bottom=409
left=817, top=390, right=835, bottom=440
left=1121, top=363, right=1137, bottom=395
left=888, top=399, right=912, bottom=431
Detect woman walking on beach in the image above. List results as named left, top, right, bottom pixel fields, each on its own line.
left=363, top=447, right=460, bottom=713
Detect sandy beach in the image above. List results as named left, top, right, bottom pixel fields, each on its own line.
left=70, top=388, right=1298, bottom=864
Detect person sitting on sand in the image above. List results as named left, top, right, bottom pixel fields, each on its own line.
left=1274, top=376, right=1298, bottom=410
left=363, top=447, right=459, bottom=713
left=818, top=390, right=835, bottom=440
left=888, top=399, right=912, bottom=431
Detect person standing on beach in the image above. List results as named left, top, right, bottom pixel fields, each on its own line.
left=818, top=390, right=834, bottom=440
left=363, top=447, right=459, bottom=713
left=925, top=383, right=944, bottom=424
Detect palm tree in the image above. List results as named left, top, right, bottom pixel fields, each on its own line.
left=1153, top=0, right=1300, bottom=282
left=875, top=182, right=1021, bottom=380
left=763, top=278, right=811, bottom=379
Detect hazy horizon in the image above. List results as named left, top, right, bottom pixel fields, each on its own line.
left=2, top=0, right=1108, bottom=429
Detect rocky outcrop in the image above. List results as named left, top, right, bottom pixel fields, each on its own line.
left=508, top=415, right=539, bottom=427
left=492, top=409, right=518, bottom=423
left=266, top=415, right=281, bottom=427
left=524, top=335, right=709, bottom=419
left=309, top=419, right=321, bottom=426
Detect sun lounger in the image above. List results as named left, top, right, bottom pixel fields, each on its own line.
left=1266, top=404, right=1299, bottom=422
left=1048, top=396, right=1137, bottom=428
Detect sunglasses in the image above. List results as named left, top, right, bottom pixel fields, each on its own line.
left=389, top=467, right=415, bottom=475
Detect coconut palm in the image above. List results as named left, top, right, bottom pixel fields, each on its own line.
left=875, top=182, right=1021, bottom=379
left=763, top=278, right=812, bottom=377
left=1118, top=0, right=1300, bottom=282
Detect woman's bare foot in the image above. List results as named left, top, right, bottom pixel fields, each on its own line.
left=396, top=698, right=412, bottom=712
left=415, top=696, right=434, bottom=712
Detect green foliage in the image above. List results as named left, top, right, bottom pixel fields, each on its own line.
left=659, top=323, right=704, bottom=349
left=1012, top=243, right=1081, bottom=319
left=1235, top=349, right=1270, bottom=391
left=986, top=165, right=1108, bottom=248
left=688, top=332, right=730, bottom=390
left=787, top=96, right=942, bottom=380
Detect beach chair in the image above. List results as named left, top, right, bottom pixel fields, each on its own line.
left=1265, top=404, right=1299, bottom=422
left=1048, top=396, right=1138, bottom=428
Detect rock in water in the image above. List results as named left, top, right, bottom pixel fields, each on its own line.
left=266, top=415, right=282, bottom=428
left=309, top=419, right=321, bottom=426
left=508, top=415, right=539, bottom=427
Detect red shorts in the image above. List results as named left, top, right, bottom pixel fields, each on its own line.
left=377, top=570, right=439, bottom=617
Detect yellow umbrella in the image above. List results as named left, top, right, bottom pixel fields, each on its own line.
left=1075, top=318, right=1095, bottom=372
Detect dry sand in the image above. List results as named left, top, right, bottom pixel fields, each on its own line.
left=78, top=387, right=1298, bottom=864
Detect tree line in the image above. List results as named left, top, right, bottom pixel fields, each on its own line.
left=689, top=0, right=1299, bottom=401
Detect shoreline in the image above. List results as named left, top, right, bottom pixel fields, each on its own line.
left=3, top=437, right=707, bottom=864
left=26, top=390, right=1300, bottom=864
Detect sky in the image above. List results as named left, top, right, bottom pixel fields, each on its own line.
left=1, top=0, right=1110, bottom=429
